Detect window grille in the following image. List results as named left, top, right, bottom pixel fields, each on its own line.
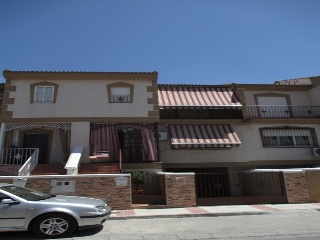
left=111, top=95, right=130, bottom=103
left=260, top=128, right=318, bottom=148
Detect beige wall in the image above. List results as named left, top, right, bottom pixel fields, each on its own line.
left=8, top=79, right=154, bottom=119
left=159, top=123, right=320, bottom=166
left=49, top=127, right=65, bottom=163
left=70, top=122, right=90, bottom=162
left=243, top=90, right=312, bottom=106
left=307, top=86, right=320, bottom=105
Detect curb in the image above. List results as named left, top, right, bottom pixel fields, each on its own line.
left=109, top=211, right=270, bottom=220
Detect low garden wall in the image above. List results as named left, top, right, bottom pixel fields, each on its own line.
left=0, top=174, right=131, bottom=210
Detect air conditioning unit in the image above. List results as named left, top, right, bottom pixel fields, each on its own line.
left=158, top=132, right=168, bottom=141
left=313, top=148, right=320, bottom=157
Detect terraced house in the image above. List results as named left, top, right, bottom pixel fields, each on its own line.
left=1, top=70, right=320, bottom=208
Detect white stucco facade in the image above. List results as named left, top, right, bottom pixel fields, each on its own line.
left=159, top=122, right=320, bottom=165
left=8, top=79, right=154, bottom=118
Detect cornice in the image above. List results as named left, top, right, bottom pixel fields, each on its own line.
left=233, top=84, right=311, bottom=91
left=3, top=70, right=158, bottom=81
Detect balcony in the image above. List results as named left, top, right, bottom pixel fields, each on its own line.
left=111, top=95, right=130, bottom=103
left=245, top=105, right=320, bottom=119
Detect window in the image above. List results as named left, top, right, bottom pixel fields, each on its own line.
left=30, top=81, right=59, bottom=103
left=261, top=127, right=318, bottom=148
left=34, top=86, right=54, bottom=103
left=0, top=193, right=9, bottom=201
left=111, top=87, right=130, bottom=103
left=107, top=82, right=134, bottom=103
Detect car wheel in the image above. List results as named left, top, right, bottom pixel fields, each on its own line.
left=31, top=213, right=77, bottom=238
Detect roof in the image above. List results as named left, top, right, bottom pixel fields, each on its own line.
left=3, top=70, right=158, bottom=81
left=3, top=70, right=157, bottom=74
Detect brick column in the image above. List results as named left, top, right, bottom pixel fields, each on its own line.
left=164, top=173, right=196, bottom=208
left=283, top=171, right=310, bottom=203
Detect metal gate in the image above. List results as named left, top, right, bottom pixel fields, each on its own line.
left=196, top=172, right=287, bottom=205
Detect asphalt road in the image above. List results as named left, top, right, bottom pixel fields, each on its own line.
left=2, top=209, right=320, bottom=239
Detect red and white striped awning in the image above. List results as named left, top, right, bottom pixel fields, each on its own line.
left=168, top=124, right=241, bottom=149
left=158, top=86, right=242, bottom=109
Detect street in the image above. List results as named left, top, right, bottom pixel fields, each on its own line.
left=2, top=209, right=320, bottom=239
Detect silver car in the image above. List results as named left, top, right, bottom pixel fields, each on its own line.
left=0, top=183, right=111, bottom=238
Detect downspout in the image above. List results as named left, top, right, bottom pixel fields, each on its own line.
left=0, top=123, right=5, bottom=155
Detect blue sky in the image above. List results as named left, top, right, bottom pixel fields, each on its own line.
left=1, top=0, right=320, bottom=84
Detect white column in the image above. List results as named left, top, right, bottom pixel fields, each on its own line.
left=70, top=122, right=90, bottom=163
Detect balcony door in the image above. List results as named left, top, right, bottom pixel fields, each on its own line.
left=257, top=96, right=290, bottom=118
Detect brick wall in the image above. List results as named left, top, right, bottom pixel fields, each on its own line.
left=0, top=165, right=21, bottom=176
left=0, top=179, right=12, bottom=184
left=283, top=171, right=310, bottom=203
left=164, top=174, right=196, bottom=208
left=23, top=175, right=131, bottom=210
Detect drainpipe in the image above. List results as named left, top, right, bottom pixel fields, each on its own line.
left=119, top=148, right=122, bottom=173
left=0, top=123, right=5, bottom=154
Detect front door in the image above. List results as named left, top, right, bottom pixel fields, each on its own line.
left=23, top=133, right=49, bottom=164
left=119, top=128, right=142, bottom=163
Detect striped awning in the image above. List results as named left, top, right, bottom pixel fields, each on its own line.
left=158, top=85, right=242, bottom=109
left=168, top=124, right=241, bottom=149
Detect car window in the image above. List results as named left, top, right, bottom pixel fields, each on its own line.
left=0, top=185, right=52, bottom=201
left=0, top=193, right=10, bottom=202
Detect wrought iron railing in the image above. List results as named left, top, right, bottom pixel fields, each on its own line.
left=0, top=148, right=38, bottom=165
left=246, top=105, right=320, bottom=118
left=111, top=95, right=130, bottom=103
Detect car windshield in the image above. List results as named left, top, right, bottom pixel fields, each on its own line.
left=0, top=185, right=53, bottom=201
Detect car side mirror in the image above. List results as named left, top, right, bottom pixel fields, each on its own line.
left=1, top=199, right=20, bottom=205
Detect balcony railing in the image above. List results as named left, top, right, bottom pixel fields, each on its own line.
left=245, top=105, right=320, bottom=119
left=111, top=95, right=130, bottom=103
left=0, top=148, right=38, bottom=165
left=34, top=95, right=53, bottom=103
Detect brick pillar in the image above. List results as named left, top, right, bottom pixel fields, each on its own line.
left=164, top=173, right=196, bottom=208
left=283, top=171, right=310, bottom=203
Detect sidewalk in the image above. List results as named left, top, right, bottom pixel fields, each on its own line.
left=110, top=203, right=320, bottom=220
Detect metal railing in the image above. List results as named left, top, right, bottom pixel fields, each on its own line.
left=0, top=148, right=38, bottom=165
left=245, top=105, right=320, bottom=118
left=34, top=95, right=54, bottom=103
left=111, top=95, right=130, bottom=103
left=18, top=149, right=39, bottom=177
left=195, top=172, right=285, bottom=198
